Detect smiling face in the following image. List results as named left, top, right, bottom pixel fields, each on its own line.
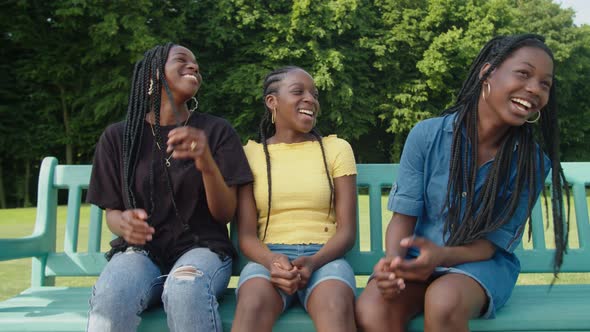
left=163, top=45, right=202, bottom=103
left=267, top=68, right=320, bottom=135
left=480, top=46, right=554, bottom=127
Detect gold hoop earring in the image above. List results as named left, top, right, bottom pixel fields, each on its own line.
left=189, top=97, right=198, bottom=112
left=482, top=82, right=491, bottom=101
left=525, top=111, right=541, bottom=124
left=272, top=107, right=277, bottom=124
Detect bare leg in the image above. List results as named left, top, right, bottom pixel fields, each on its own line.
left=356, top=279, right=428, bottom=332
left=231, top=278, right=283, bottom=332
left=306, top=280, right=356, bottom=332
left=423, top=273, right=488, bottom=332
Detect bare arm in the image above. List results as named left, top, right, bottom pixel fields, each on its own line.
left=168, top=127, right=237, bottom=223
left=237, top=184, right=299, bottom=294
left=385, top=212, right=417, bottom=258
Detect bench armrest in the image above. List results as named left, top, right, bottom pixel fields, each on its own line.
left=0, top=235, right=47, bottom=261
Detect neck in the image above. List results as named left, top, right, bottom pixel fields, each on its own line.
left=477, top=101, right=509, bottom=148
left=268, top=128, right=314, bottom=144
left=148, top=104, right=190, bottom=126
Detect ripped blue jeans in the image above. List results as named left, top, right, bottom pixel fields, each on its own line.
left=87, top=247, right=232, bottom=332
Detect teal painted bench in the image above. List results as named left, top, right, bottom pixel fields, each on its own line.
left=0, top=157, right=589, bottom=331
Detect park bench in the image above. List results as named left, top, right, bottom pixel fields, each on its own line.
left=0, top=156, right=589, bottom=331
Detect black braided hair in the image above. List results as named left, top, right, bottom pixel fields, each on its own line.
left=258, top=66, right=334, bottom=241
left=122, top=42, right=184, bottom=225
left=441, top=34, right=569, bottom=275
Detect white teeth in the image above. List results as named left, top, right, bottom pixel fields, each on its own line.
left=512, top=98, right=532, bottom=109
left=183, top=74, right=197, bottom=81
left=299, top=109, right=314, bottom=116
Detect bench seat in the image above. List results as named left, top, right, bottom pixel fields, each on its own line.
left=1, top=284, right=590, bottom=331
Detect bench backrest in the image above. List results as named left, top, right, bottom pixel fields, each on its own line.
left=28, top=157, right=590, bottom=286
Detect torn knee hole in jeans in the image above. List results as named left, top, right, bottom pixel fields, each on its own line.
left=171, top=265, right=204, bottom=281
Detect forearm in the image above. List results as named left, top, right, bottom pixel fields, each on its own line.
left=105, top=209, right=126, bottom=237
left=440, top=239, right=496, bottom=267
left=239, top=234, right=279, bottom=269
left=310, top=226, right=355, bottom=270
left=201, top=163, right=236, bottom=223
left=385, top=213, right=416, bottom=258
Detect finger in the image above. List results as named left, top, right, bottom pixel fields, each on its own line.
left=373, top=271, right=395, bottom=281
left=400, top=235, right=427, bottom=248
left=273, top=256, right=293, bottom=270
left=374, top=258, right=390, bottom=273
left=130, top=209, right=148, bottom=220
left=271, top=268, right=298, bottom=280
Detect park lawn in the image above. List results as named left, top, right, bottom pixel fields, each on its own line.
left=1, top=193, right=589, bottom=301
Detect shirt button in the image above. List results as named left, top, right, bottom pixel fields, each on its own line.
left=324, top=227, right=329, bottom=232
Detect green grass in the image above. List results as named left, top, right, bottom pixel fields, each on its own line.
left=1, top=193, right=589, bottom=301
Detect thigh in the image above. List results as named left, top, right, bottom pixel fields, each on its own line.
left=166, top=247, right=232, bottom=297
left=300, top=258, right=356, bottom=310
left=93, top=248, right=164, bottom=309
left=425, top=273, right=488, bottom=319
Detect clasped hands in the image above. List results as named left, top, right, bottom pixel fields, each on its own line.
left=374, top=236, right=444, bottom=300
left=269, top=254, right=315, bottom=295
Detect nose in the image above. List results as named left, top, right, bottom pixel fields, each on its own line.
left=187, top=61, right=199, bottom=73
left=525, top=79, right=543, bottom=96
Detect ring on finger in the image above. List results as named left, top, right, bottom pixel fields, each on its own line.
left=190, top=141, right=197, bottom=151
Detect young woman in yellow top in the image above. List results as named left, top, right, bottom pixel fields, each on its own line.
left=231, top=66, right=357, bottom=332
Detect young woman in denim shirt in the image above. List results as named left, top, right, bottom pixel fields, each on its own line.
left=356, top=34, right=568, bottom=331
left=232, top=66, right=357, bottom=332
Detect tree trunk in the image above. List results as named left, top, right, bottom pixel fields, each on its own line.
left=23, top=160, right=31, bottom=207
left=59, top=85, right=73, bottom=164
left=0, top=158, right=6, bottom=209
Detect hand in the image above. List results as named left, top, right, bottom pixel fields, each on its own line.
left=167, top=127, right=214, bottom=173
left=120, top=209, right=155, bottom=245
left=391, top=236, right=443, bottom=281
left=291, top=256, right=316, bottom=289
left=269, top=254, right=299, bottom=295
left=373, top=257, right=406, bottom=300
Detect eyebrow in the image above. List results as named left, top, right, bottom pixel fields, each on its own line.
left=522, top=61, right=536, bottom=69
left=172, top=52, right=195, bottom=59
left=522, top=61, right=553, bottom=79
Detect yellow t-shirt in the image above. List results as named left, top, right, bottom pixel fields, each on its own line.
left=243, top=135, right=357, bottom=244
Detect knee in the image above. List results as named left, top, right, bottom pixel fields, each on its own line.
left=424, top=287, right=466, bottom=326
left=355, top=293, right=397, bottom=331
left=236, top=279, right=279, bottom=314
left=164, top=265, right=210, bottom=304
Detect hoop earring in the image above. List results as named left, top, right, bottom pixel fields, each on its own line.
left=148, top=79, right=154, bottom=96
left=272, top=107, right=277, bottom=124
left=525, top=111, right=541, bottom=123
left=482, top=82, right=491, bottom=101
left=189, top=97, right=198, bottom=112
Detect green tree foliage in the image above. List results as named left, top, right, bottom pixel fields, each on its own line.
left=0, top=0, right=588, bottom=207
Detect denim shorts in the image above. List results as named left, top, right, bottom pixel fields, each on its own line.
left=236, top=244, right=356, bottom=311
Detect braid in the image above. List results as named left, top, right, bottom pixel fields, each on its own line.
left=310, top=129, right=335, bottom=218
left=123, top=42, right=184, bottom=224
left=441, top=34, right=568, bottom=275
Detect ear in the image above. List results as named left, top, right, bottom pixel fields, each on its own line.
left=265, top=94, right=277, bottom=112
left=479, top=63, right=492, bottom=81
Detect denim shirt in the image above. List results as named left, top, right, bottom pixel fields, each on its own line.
left=388, top=112, right=550, bottom=260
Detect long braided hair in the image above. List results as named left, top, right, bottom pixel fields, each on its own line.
left=122, top=42, right=184, bottom=225
left=258, top=66, right=334, bottom=241
left=441, top=34, right=568, bottom=274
